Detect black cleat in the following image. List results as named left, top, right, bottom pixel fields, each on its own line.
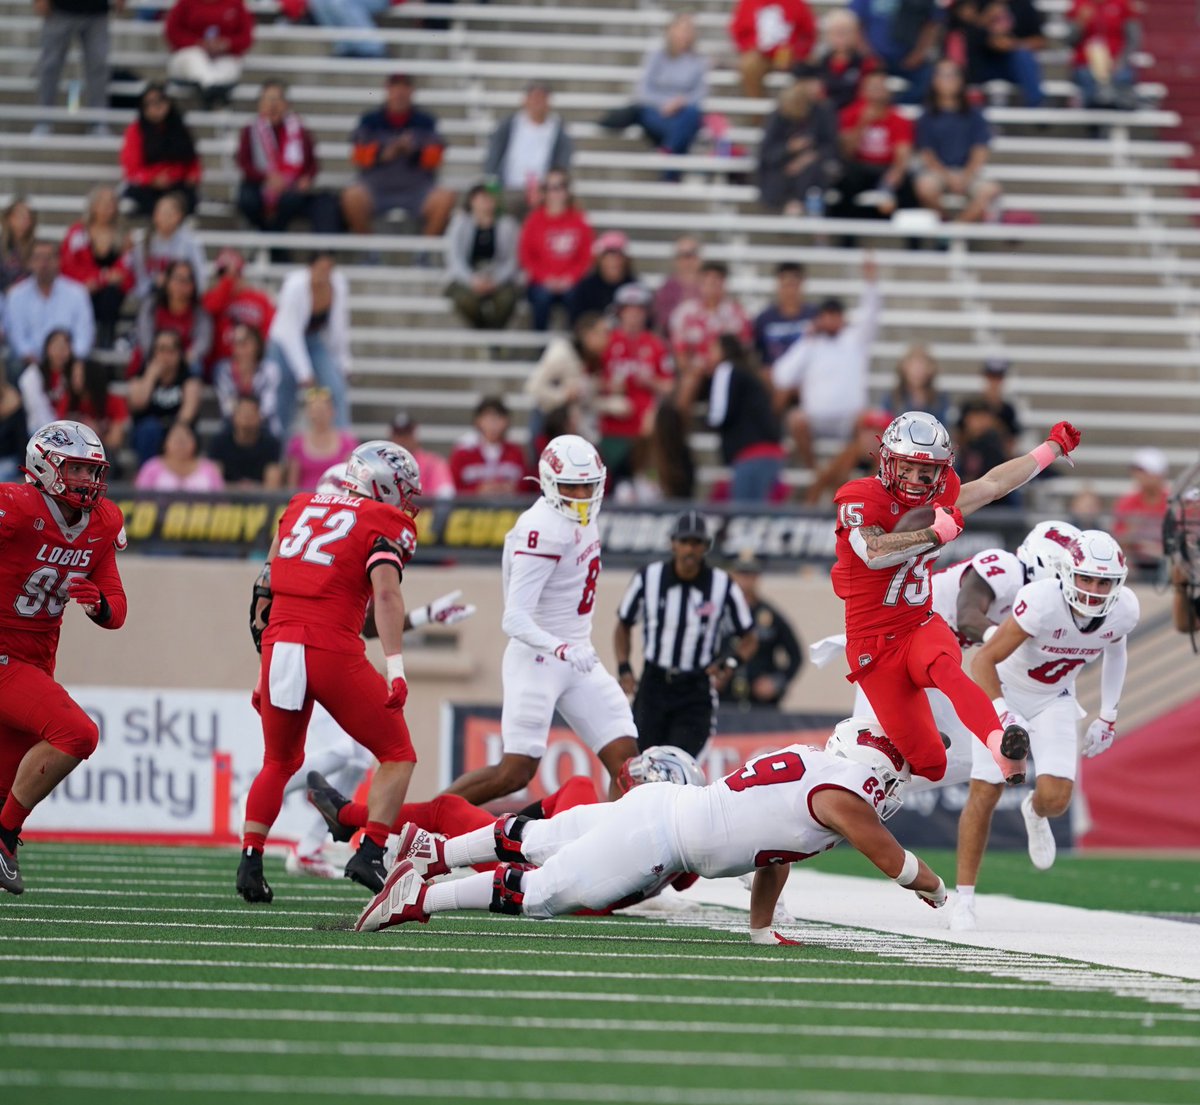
left=345, top=838, right=387, bottom=893
left=236, top=847, right=274, bottom=903
left=0, top=835, right=24, bottom=896
left=999, top=724, right=1031, bottom=786
left=306, top=771, right=354, bottom=844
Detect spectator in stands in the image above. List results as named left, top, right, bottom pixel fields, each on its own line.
left=209, top=394, right=283, bottom=489
left=443, top=184, right=521, bottom=331
left=634, top=13, right=708, bottom=163
left=570, top=231, right=637, bottom=322
left=164, top=0, right=254, bottom=108
left=0, top=383, right=27, bottom=482
left=19, top=329, right=75, bottom=434
left=58, top=355, right=129, bottom=460
left=653, top=236, right=702, bottom=337
left=772, top=253, right=879, bottom=467
left=952, top=0, right=1046, bottom=107
left=850, top=0, right=943, bottom=104
left=237, top=81, right=339, bottom=236
left=213, top=322, right=284, bottom=437
left=816, top=9, right=875, bottom=111
left=517, top=169, right=594, bottom=332
left=32, top=0, right=115, bottom=137
left=3, top=240, right=95, bottom=376
left=721, top=550, right=803, bottom=706
left=954, top=396, right=1010, bottom=480
left=449, top=395, right=527, bottom=497
left=59, top=186, right=134, bottom=350
left=131, top=191, right=207, bottom=299
left=670, top=260, right=751, bottom=378
left=201, top=248, right=274, bottom=370
left=1067, top=0, right=1140, bottom=110
left=127, top=329, right=202, bottom=463
left=913, top=59, right=1002, bottom=224
left=834, top=69, right=915, bottom=219
left=284, top=386, right=357, bottom=490
left=974, top=356, right=1021, bottom=452
left=0, top=199, right=37, bottom=293
left=268, top=252, right=352, bottom=433
left=341, top=74, right=456, bottom=238
left=757, top=71, right=840, bottom=215
left=652, top=400, right=697, bottom=500
left=805, top=407, right=890, bottom=503
left=390, top=412, right=456, bottom=501
left=306, top=0, right=393, bottom=59
left=134, top=259, right=212, bottom=379
left=881, top=344, right=951, bottom=425
left=121, top=84, right=202, bottom=217
left=136, top=420, right=225, bottom=491
left=525, top=311, right=610, bottom=453
left=730, top=0, right=818, bottom=99
left=754, top=261, right=814, bottom=368
left=1069, top=485, right=1107, bottom=530
left=483, top=82, right=574, bottom=219
left=1113, top=446, right=1170, bottom=572
left=598, top=283, right=674, bottom=481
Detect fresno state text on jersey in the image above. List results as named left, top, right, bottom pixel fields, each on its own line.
left=833, top=471, right=962, bottom=637
left=265, top=492, right=417, bottom=652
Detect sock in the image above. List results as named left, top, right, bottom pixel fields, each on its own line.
left=0, top=794, right=33, bottom=836
left=445, top=823, right=505, bottom=869
left=957, top=885, right=975, bottom=901
left=364, top=820, right=390, bottom=848
left=929, top=654, right=1003, bottom=744
left=424, top=871, right=493, bottom=914
left=242, top=832, right=266, bottom=853
left=338, top=801, right=367, bottom=829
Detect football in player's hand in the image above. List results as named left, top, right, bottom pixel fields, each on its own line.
left=893, top=507, right=935, bottom=532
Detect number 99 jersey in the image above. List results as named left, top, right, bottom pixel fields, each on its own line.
left=265, top=491, right=418, bottom=653
left=833, top=472, right=962, bottom=637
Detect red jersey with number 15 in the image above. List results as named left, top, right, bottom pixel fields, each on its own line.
left=832, top=472, right=961, bottom=637
left=0, top=483, right=127, bottom=671
left=264, top=492, right=417, bottom=653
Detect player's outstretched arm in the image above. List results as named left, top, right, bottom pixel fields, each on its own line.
left=748, top=863, right=791, bottom=931
left=955, top=568, right=1000, bottom=645
left=957, top=421, right=1081, bottom=516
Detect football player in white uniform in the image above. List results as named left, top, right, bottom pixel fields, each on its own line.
left=355, top=718, right=949, bottom=939
left=952, top=529, right=1138, bottom=930
left=445, top=435, right=639, bottom=804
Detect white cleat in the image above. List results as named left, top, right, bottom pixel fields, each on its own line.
left=949, top=895, right=977, bottom=931
left=392, top=822, right=450, bottom=880
left=1021, top=792, right=1057, bottom=870
left=355, top=859, right=430, bottom=933
left=284, top=848, right=342, bottom=880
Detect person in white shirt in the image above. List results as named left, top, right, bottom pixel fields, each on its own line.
left=444, top=434, right=639, bottom=805
left=483, top=82, right=574, bottom=218
left=772, top=252, right=879, bottom=467
left=952, top=529, right=1139, bottom=931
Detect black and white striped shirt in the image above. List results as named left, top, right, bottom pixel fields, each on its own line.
left=618, top=560, right=755, bottom=673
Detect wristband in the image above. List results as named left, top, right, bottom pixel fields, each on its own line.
left=1030, top=442, right=1057, bottom=473
left=991, top=695, right=1009, bottom=719
left=386, top=654, right=406, bottom=682
left=407, top=604, right=430, bottom=630
left=982, top=625, right=998, bottom=644
left=617, top=662, right=633, bottom=677
left=893, top=849, right=920, bottom=888
left=1099, top=713, right=1117, bottom=726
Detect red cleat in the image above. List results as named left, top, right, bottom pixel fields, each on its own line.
left=355, top=860, right=430, bottom=933
left=394, top=822, right=450, bottom=880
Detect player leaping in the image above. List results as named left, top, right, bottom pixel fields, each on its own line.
left=833, top=410, right=1081, bottom=787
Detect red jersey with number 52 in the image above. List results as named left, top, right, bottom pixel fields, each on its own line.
left=0, top=483, right=127, bottom=671
left=832, top=472, right=961, bottom=637
left=264, top=492, right=417, bottom=653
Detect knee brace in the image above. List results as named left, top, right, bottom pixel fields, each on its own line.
left=494, top=814, right=531, bottom=862
left=489, top=863, right=527, bottom=916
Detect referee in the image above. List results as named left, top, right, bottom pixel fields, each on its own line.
left=614, top=510, right=757, bottom=755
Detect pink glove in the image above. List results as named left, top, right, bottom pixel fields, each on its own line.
left=930, top=506, right=964, bottom=546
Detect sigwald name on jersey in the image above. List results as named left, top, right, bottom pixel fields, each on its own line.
left=35, top=544, right=93, bottom=568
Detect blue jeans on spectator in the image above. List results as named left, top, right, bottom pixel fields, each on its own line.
left=731, top=455, right=783, bottom=503
left=307, top=0, right=391, bottom=58
left=270, top=335, right=350, bottom=433
left=972, top=49, right=1044, bottom=107
left=132, top=416, right=166, bottom=466
left=883, top=54, right=933, bottom=105
left=527, top=284, right=571, bottom=332
left=1074, top=63, right=1136, bottom=108
left=637, top=103, right=703, bottom=155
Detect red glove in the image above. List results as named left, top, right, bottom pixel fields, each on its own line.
left=1047, top=421, right=1081, bottom=463
left=386, top=677, right=408, bottom=710
left=930, top=506, right=964, bottom=546
left=67, top=576, right=103, bottom=607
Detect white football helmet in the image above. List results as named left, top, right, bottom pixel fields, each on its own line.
left=1017, top=520, right=1082, bottom=582
left=24, top=419, right=109, bottom=510
left=1060, top=529, right=1128, bottom=618
left=342, top=440, right=423, bottom=516
left=877, top=411, right=955, bottom=506
left=315, top=462, right=352, bottom=495
left=825, top=717, right=911, bottom=821
left=618, top=745, right=705, bottom=792
left=538, top=433, right=606, bottom=527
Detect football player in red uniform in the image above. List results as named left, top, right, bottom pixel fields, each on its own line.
left=0, top=421, right=127, bottom=895
left=237, top=440, right=423, bottom=902
left=833, top=410, right=1080, bottom=785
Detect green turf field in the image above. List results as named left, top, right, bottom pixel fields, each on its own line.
left=3, top=843, right=1199, bottom=1105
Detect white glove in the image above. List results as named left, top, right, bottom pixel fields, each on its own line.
left=749, top=926, right=802, bottom=946
left=992, top=696, right=1029, bottom=734
left=429, top=590, right=476, bottom=627
left=1081, top=717, right=1116, bottom=759
left=809, top=634, right=847, bottom=669
left=554, top=642, right=598, bottom=674
left=915, top=878, right=948, bottom=909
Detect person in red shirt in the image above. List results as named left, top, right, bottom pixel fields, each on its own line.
left=731, top=0, right=818, bottom=98
left=517, top=169, right=594, bottom=331
left=131, top=259, right=213, bottom=379
left=449, top=396, right=528, bottom=497
left=1067, top=0, right=1140, bottom=109
left=58, top=186, right=133, bottom=351
left=202, top=249, right=275, bottom=370
left=599, top=283, right=675, bottom=481
left=0, top=420, right=127, bottom=895
left=834, top=70, right=915, bottom=218
left=120, top=83, right=202, bottom=217
left=164, top=0, right=255, bottom=108
left=1112, top=446, right=1170, bottom=573
left=669, top=261, right=751, bottom=378
left=239, top=440, right=424, bottom=902
left=832, top=410, right=1081, bottom=786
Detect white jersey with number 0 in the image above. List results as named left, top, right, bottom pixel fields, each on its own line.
left=931, top=548, right=1023, bottom=645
